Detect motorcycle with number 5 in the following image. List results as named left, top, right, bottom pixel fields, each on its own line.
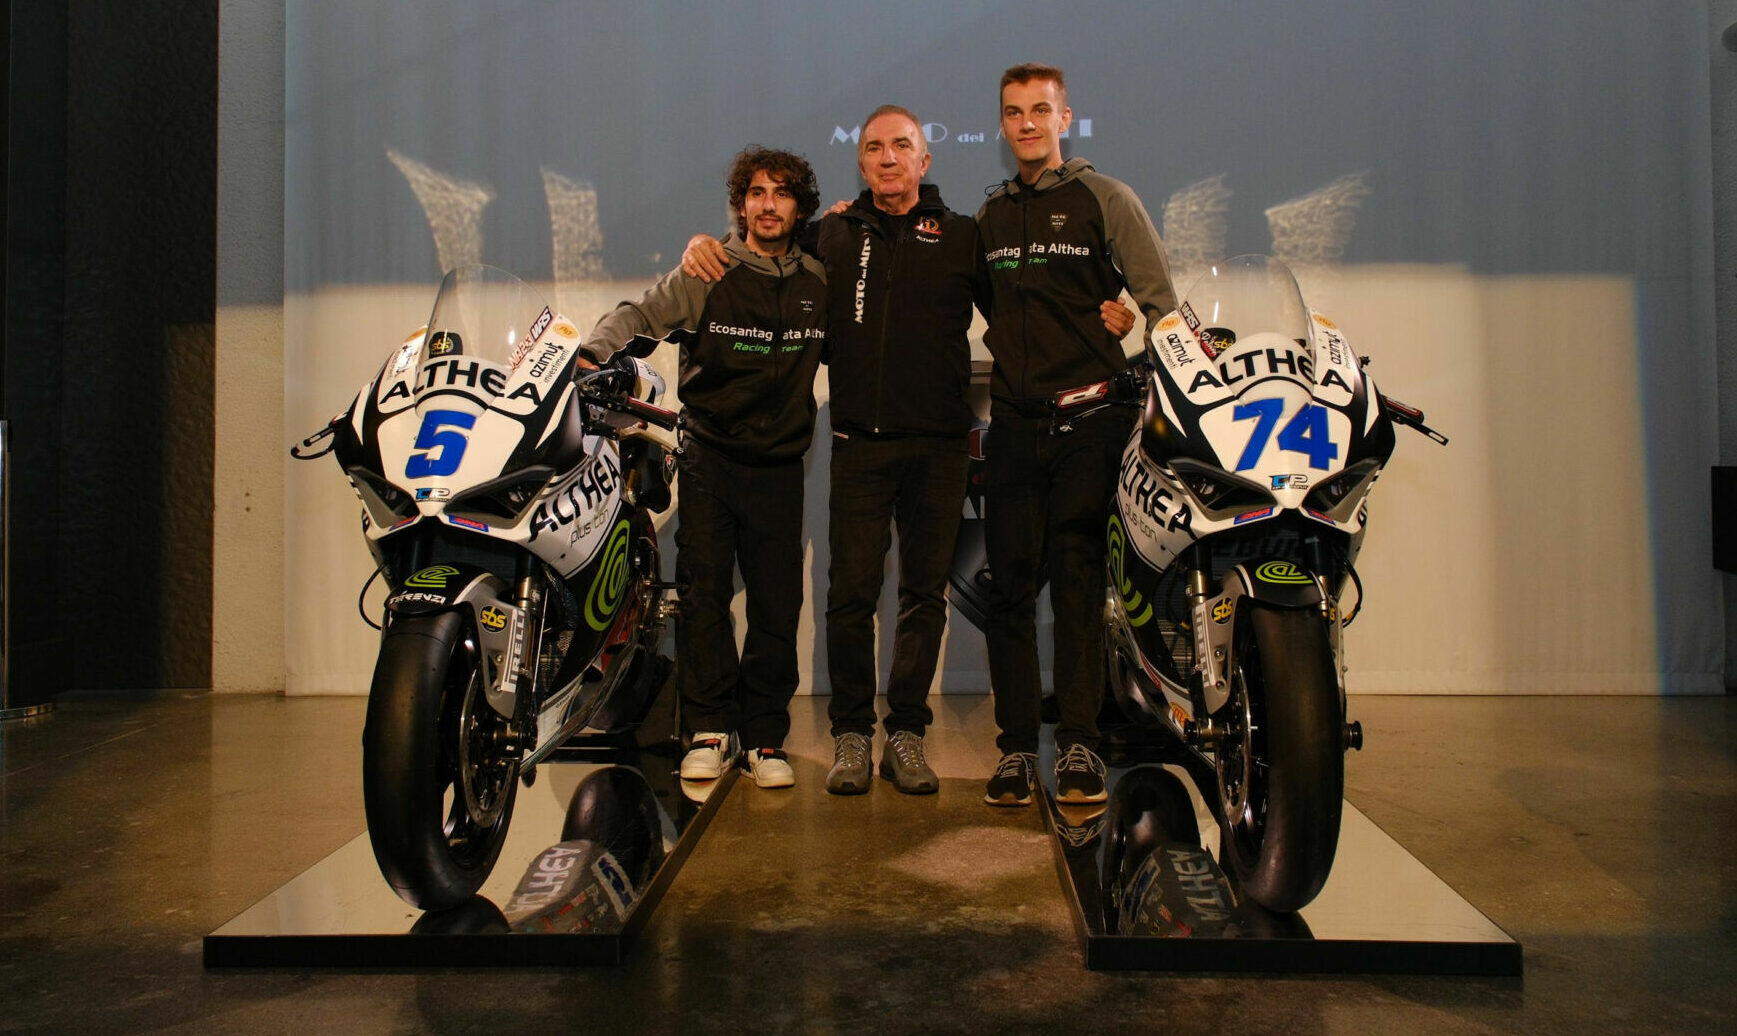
left=293, top=265, right=681, bottom=911
left=1057, top=255, right=1446, bottom=912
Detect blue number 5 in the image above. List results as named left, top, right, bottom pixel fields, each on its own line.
left=405, top=410, right=476, bottom=478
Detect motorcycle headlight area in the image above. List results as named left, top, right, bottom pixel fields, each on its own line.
left=1167, top=457, right=1276, bottom=521
left=1303, top=458, right=1381, bottom=524
left=347, top=467, right=417, bottom=526
left=445, top=466, right=557, bottom=525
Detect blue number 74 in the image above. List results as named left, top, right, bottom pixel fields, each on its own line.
left=1232, top=400, right=1339, bottom=471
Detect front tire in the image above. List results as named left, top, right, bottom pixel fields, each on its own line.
left=1214, top=602, right=1343, bottom=912
left=363, top=611, right=519, bottom=910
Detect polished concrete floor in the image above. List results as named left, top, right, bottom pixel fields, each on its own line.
left=1, top=691, right=1733, bottom=1033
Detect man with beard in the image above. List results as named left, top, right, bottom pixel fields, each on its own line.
left=585, top=146, right=827, bottom=789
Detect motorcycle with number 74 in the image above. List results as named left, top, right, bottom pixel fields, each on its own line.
left=1056, top=255, right=1446, bottom=912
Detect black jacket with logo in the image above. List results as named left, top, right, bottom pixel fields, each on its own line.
left=815, top=184, right=986, bottom=438
left=586, top=232, right=828, bottom=464
left=976, top=157, right=1175, bottom=416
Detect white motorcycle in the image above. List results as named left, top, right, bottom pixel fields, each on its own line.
left=1060, top=255, right=1445, bottom=912
left=293, top=265, right=680, bottom=910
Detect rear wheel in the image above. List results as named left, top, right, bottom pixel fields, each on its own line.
left=363, top=611, right=519, bottom=910
left=1214, top=602, right=1343, bottom=912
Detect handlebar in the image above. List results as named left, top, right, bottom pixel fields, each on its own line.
left=1379, top=395, right=1448, bottom=446
left=577, top=365, right=679, bottom=432
left=1049, top=362, right=1151, bottom=434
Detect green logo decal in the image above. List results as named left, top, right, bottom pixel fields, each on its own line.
left=405, top=565, right=461, bottom=589
left=584, top=520, right=633, bottom=631
left=1254, top=561, right=1312, bottom=585
left=1107, top=514, right=1152, bottom=628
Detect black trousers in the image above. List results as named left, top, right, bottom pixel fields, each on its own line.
left=983, top=408, right=1132, bottom=755
left=824, top=433, right=969, bottom=738
left=673, top=439, right=805, bottom=750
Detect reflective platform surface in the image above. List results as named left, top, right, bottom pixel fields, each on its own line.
left=1043, top=744, right=1522, bottom=974
left=204, top=735, right=735, bottom=967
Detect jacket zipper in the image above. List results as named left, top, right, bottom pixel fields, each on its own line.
left=871, top=214, right=910, bottom=434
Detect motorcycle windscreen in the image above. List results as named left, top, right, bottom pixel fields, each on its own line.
left=387, top=265, right=596, bottom=513
left=422, top=264, right=556, bottom=369
left=1175, top=254, right=1312, bottom=360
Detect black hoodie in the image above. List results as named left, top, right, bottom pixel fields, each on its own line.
left=815, top=184, right=987, bottom=438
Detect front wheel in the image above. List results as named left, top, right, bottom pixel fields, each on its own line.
left=1214, top=602, right=1344, bottom=912
left=363, top=611, right=519, bottom=910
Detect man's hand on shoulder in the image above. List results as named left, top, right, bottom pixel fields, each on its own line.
left=825, top=198, right=851, bottom=217
left=681, top=235, right=730, bottom=283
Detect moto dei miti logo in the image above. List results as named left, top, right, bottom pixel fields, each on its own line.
left=828, top=117, right=1094, bottom=147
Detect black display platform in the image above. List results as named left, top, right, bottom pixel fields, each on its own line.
left=204, top=739, right=736, bottom=968
left=1039, top=736, right=1522, bottom=975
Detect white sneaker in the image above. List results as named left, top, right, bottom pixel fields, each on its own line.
left=744, top=747, right=796, bottom=788
left=681, top=731, right=737, bottom=779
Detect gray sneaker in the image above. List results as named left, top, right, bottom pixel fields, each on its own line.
left=879, top=730, right=939, bottom=795
left=825, top=732, right=873, bottom=795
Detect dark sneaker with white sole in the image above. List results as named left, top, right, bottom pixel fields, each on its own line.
left=1054, top=742, right=1108, bottom=803
left=983, top=752, right=1038, bottom=806
left=879, top=731, right=939, bottom=795
left=826, top=732, right=873, bottom=795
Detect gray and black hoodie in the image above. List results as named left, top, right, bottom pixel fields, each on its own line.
left=586, top=232, right=828, bottom=464
left=976, top=156, right=1175, bottom=416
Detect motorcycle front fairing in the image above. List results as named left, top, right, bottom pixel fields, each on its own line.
left=324, top=266, right=642, bottom=730
left=1110, top=256, right=1395, bottom=725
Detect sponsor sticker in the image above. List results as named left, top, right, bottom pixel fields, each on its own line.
left=1270, top=474, right=1308, bottom=491
left=1169, top=703, right=1190, bottom=730
left=1233, top=506, right=1275, bottom=525
left=448, top=515, right=490, bottom=532
left=1212, top=599, right=1233, bottom=624
left=583, top=520, right=633, bottom=631
left=1179, top=301, right=1200, bottom=332
left=1157, top=313, right=1182, bottom=331
left=427, top=331, right=461, bottom=357
left=1313, top=313, right=1337, bottom=330
left=479, top=606, right=507, bottom=633
left=405, top=565, right=460, bottom=589
left=553, top=322, right=577, bottom=338
left=1254, top=560, right=1313, bottom=585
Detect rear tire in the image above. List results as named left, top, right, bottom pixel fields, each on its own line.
left=363, top=611, right=519, bottom=910
left=1214, top=603, right=1343, bottom=912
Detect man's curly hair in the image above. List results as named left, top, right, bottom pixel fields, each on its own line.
left=726, top=146, right=820, bottom=240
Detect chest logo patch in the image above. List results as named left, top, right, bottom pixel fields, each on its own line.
left=1049, top=213, right=1068, bottom=230
left=916, top=217, right=942, bottom=241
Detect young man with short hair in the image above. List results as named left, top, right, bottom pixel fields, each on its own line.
left=976, top=63, right=1177, bottom=807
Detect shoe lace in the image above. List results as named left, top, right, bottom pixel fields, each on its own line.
left=888, top=731, right=927, bottom=768
left=993, top=752, right=1036, bottom=780
left=1056, top=743, right=1100, bottom=776
left=836, top=733, right=870, bottom=769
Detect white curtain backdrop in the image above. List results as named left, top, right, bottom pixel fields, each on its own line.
left=281, top=0, right=1723, bottom=696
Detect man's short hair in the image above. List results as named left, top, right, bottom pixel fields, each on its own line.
left=726, top=146, right=820, bottom=238
left=859, top=104, right=927, bottom=157
left=1000, top=62, right=1067, bottom=105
